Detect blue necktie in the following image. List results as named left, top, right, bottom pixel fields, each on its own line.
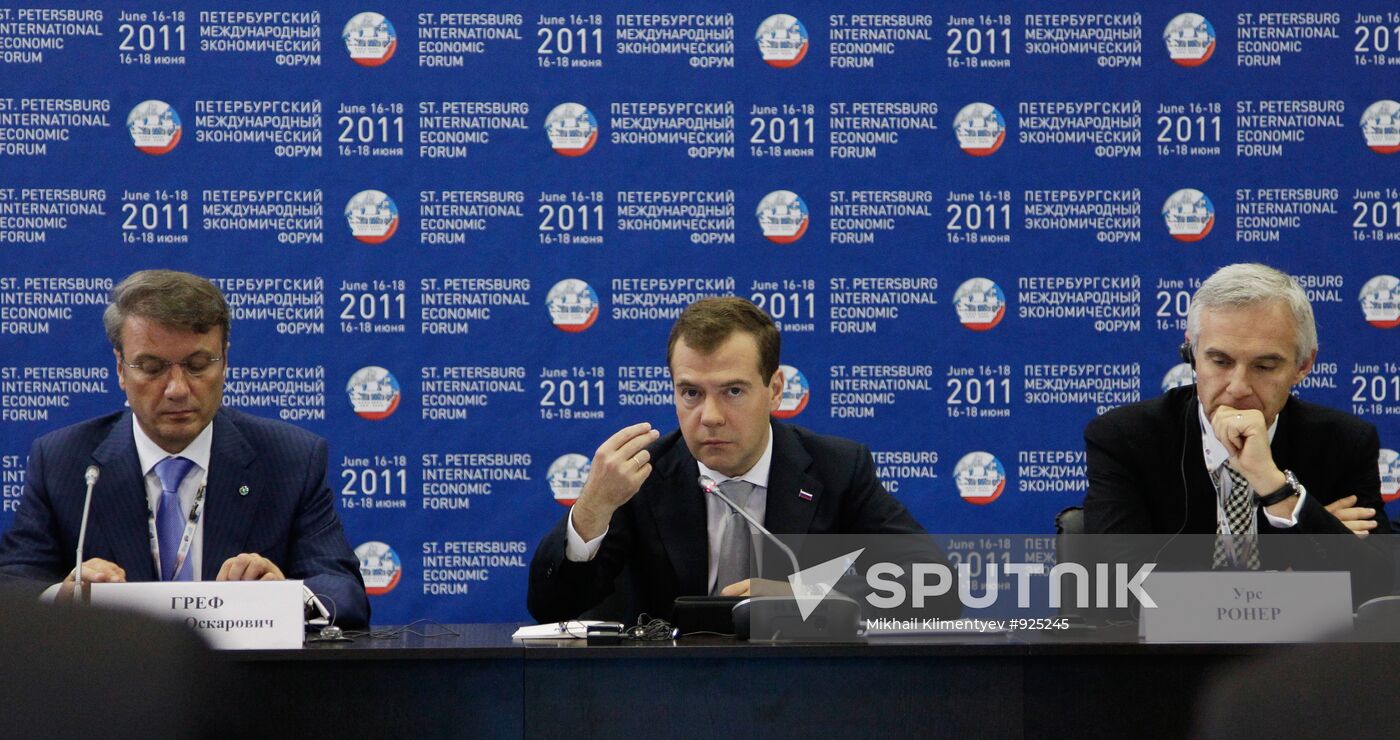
left=154, top=456, right=196, bottom=581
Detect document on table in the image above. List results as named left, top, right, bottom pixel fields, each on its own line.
left=511, top=621, right=607, bottom=640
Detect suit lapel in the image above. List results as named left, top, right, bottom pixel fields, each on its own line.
left=645, top=438, right=708, bottom=595
left=200, top=411, right=259, bottom=579
left=1179, top=394, right=1218, bottom=533
left=762, top=423, right=820, bottom=535
left=1269, top=398, right=1297, bottom=478
left=89, top=412, right=156, bottom=580
left=644, top=424, right=822, bottom=591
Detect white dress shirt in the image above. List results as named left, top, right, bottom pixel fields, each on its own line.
left=132, top=415, right=212, bottom=580
left=565, top=427, right=776, bottom=592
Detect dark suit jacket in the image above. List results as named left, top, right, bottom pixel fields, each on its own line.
left=0, top=408, right=370, bottom=627
left=528, top=422, right=938, bottom=623
left=1084, top=385, right=1393, bottom=595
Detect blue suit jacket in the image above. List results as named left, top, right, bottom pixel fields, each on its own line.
left=0, top=408, right=370, bottom=627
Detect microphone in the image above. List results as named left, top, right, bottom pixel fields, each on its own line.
left=698, top=474, right=801, bottom=581
left=696, top=475, right=862, bottom=641
left=74, top=465, right=100, bottom=597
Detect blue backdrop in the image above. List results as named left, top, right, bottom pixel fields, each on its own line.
left=1, top=2, right=1396, bottom=623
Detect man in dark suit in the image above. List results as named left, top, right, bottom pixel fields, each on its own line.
left=1085, top=264, right=1391, bottom=587
left=529, top=297, right=940, bottom=623
left=1085, top=387, right=1388, bottom=539
left=0, top=270, right=368, bottom=626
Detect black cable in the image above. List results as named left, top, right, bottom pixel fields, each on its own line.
left=1129, top=384, right=1198, bottom=623
left=556, top=621, right=590, bottom=639
left=624, top=614, right=679, bottom=641
left=303, top=592, right=347, bottom=643
left=319, top=619, right=463, bottom=643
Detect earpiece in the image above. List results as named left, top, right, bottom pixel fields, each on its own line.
left=1178, top=341, right=1195, bottom=366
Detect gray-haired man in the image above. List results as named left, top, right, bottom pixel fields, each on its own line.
left=1085, top=263, right=1391, bottom=555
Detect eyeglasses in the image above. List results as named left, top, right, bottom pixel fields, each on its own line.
left=122, top=353, right=223, bottom=379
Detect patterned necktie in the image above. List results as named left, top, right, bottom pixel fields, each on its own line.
left=154, top=456, right=196, bottom=581
left=712, top=480, right=758, bottom=594
left=1213, top=465, right=1261, bottom=570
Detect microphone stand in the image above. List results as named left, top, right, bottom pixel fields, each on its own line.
left=74, top=465, right=100, bottom=604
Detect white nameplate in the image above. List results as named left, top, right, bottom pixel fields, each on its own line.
left=1138, top=571, right=1352, bottom=643
left=88, top=580, right=304, bottom=649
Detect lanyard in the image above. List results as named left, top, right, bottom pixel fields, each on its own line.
left=146, top=479, right=206, bottom=580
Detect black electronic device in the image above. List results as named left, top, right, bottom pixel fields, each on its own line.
left=585, top=621, right=625, bottom=645
left=672, top=595, right=743, bottom=635
left=1179, top=341, right=1195, bottom=365
left=733, top=595, right=862, bottom=642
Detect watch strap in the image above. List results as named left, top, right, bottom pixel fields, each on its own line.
left=1257, top=470, right=1300, bottom=507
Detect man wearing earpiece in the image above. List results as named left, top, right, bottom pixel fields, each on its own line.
left=0, top=270, right=370, bottom=626
left=1084, top=264, right=1391, bottom=578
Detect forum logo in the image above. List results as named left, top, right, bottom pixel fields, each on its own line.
left=545, top=103, right=599, bottom=157
left=1162, top=363, right=1196, bottom=392
left=1164, top=13, right=1216, bottom=67
left=345, top=190, right=399, bottom=244
left=546, top=279, right=600, bottom=332
left=547, top=453, right=591, bottom=506
left=1359, top=275, right=1400, bottom=328
left=953, top=278, right=1006, bottom=331
left=343, top=12, right=397, bottom=66
left=756, top=14, right=808, bottom=68
left=127, top=100, right=181, bottom=155
left=1361, top=100, right=1400, bottom=154
left=1381, top=449, right=1399, bottom=502
left=757, top=190, right=809, bottom=243
left=347, top=366, right=401, bottom=420
left=954, top=452, right=1006, bottom=505
left=771, top=364, right=810, bottom=419
left=355, top=541, right=402, bottom=595
left=1162, top=189, right=1215, bottom=242
left=953, top=103, right=1005, bottom=156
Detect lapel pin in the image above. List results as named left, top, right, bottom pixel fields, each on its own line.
left=239, top=485, right=250, bottom=496
left=798, top=489, right=813, bottom=501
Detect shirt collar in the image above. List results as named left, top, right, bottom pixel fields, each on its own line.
left=132, top=413, right=213, bottom=476
left=696, top=424, right=774, bottom=489
left=1198, top=402, right=1277, bottom=472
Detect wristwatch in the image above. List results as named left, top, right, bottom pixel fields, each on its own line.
left=1257, top=469, right=1303, bottom=507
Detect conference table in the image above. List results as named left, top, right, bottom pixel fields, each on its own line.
left=224, top=623, right=1386, bottom=739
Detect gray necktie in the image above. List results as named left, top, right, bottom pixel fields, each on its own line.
left=713, top=480, right=759, bottom=594
left=1213, top=465, right=1260, bottom=570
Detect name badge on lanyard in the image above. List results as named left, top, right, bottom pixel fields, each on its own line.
left=147, top=481, right=206, bottom=580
